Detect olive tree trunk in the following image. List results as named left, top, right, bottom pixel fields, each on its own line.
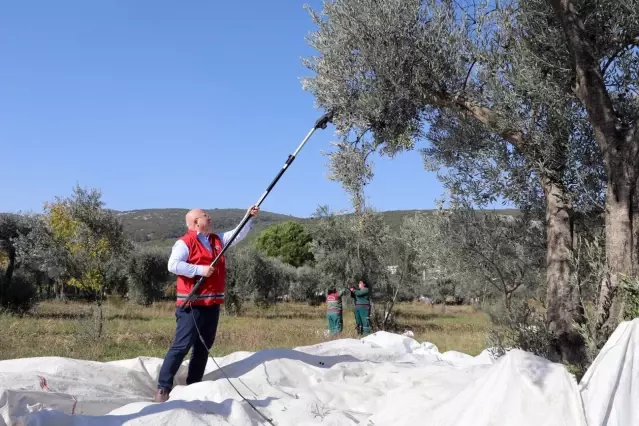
left=542, top=178, right=585, bottom=363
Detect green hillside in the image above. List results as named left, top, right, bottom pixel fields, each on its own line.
left=116, top=208, right=298, bottom=250
left=117, top=207, right=520, bottom=250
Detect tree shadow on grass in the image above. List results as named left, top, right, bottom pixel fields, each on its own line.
left=108, top=314, right=151, bottom=322
left=393, top=312, right=458, bottom=321
left=28, top=312, right=151, bottom=322
left=30, top=312, right=92, bottom=320
left=242, top=312, right=324, bottom=320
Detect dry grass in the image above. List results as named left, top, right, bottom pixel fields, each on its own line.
left=0, top=299, right=490, bottom=362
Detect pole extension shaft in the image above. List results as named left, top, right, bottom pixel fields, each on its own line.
left=180, top=111, right=333, bottom=309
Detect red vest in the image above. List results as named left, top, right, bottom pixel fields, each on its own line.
left=326, top=292, right=342, bottom=312
left=175, top=230, right=226, bottom=307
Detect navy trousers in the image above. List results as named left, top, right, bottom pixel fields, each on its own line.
left=157, top=304, right=221, bottom=391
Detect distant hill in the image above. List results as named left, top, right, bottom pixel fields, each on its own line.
left=116, top=208, right=299, bottom=248
left=115, top=207, right=520, bottom=250
left=2, top=207, right=520, bottom=250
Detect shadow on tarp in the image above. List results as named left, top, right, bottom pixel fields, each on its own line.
left=203, top=349, right=361, bottom=382
left=24, top=397, right=278, bottom=426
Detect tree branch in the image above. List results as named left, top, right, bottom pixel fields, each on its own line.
left=574, top=167, right=606, bottom=211
left=465, top=240, right=509, bottom=292
left=432, top=93, right=528, bottom=151
left=463, top=60, right=477, bottom=92
left=601, top=43, right=635, bottom=76
left=507, top=279, right=523, bottom=295
left=352, top=127, right=372, bottom=148
left=363, top=147, right=376, bottom=164
left=548, top=0, right=621, bottom=148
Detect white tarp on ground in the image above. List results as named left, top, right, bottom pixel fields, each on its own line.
left=1, top=319, right=637, bottom=426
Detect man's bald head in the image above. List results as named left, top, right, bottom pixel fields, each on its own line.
left=186, top=208, right=211, bottom=234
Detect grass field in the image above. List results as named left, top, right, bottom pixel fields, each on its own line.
left=0, top=299, right=490, bottom=362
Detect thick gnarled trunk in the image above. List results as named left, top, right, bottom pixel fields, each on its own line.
left=542, top=178, right=585, bottom=363
left=597, top=165, right=636, bottom=334
left=549, top=0, right=639, bottom=343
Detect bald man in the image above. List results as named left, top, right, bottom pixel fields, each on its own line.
left=155, top=205, right=259, bottom=402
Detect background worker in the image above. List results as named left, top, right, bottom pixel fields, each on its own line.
left=350, top=280, right=371, bottom=335
left=326, top=286, right=347, bottom=334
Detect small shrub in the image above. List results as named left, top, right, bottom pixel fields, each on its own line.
left=223, top=251, right=244, bottom=315
left=571, top=234, right=620, bottom=378
left=485, top=298, right=559, bottom=362
left=224, top=292, right=243, bottom=316
left=371, top=306, right=394, bottom=332
left=74, top=303, right=106, bottom=341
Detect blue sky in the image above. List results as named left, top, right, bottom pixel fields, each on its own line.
left=0, top=0, right=449, bottom=218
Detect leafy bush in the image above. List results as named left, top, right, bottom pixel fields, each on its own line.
left=290, top=265, right=325, bottom=305
left=105, top=258, right=128, bottom=298
left=0, top=271, right=38, bottom=314
left=254, top=221, right=314, bottom=267
left=224, top=246, right=290, bottom=311
left=571, top=234, right=618, bottom=377
left=620, top=277, right=639, bottom=321
left=223, top=250, right=243, bottom=315
left=126, top=249, right=171, bottom=306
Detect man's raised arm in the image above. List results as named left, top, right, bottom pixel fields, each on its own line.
left=218, top=205, right=260, bottom=248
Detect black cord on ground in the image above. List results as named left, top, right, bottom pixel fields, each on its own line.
left=190, top=309, right=276, bottom=426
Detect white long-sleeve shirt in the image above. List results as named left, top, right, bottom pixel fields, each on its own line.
left=167, top=219, right=253, bottom=277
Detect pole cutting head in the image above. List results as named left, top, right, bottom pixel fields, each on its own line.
left=314, top=110, right=334, bottom=129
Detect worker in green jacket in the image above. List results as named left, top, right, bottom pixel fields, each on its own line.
left=350, top=280, right=371, bottom=335
left=326, top=287, right=347, bottom=334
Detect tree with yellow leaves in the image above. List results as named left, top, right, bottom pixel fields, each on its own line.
left=43, top=185, right=131, bottom=334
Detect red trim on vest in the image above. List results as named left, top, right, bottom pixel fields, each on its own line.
left=175, top=230, right=226, bottom=306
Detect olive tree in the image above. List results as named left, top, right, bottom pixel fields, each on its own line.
left=408, top=207, right=545, bottom=308
left=301, top=0, right=633, bottom=362
left=310, top=205, right=418, bottom=330
left=42, top=185, right=132, bottom=336
left=13, top=213, right=73, bottom=300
